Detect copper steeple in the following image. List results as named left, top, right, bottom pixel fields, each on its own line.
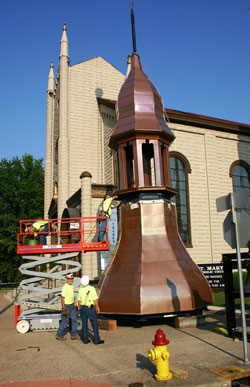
left=110, top=51, right=176, bottom=190
left=98, top=3, right=213, bottom=315
left=112, top=53, right=175, bottom=143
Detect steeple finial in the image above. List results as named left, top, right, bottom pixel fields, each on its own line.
left=126, top=54, right=132, bottom=77
left=131, top=0, right=137, bottom=53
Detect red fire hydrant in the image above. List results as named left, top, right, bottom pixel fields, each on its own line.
left=148, top=329, right=172, bottom=381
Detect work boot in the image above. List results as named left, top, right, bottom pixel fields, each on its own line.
left=93, top=340, right=104, bottom=345
left=56, top=335, right=66, bottom=340
left=71, top=336, right=81, bottom=340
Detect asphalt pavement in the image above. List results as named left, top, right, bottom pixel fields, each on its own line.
left=1, top=294, right=250, bottom=387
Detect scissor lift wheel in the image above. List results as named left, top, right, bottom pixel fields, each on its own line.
left=16, top=320, right=30, bottom=334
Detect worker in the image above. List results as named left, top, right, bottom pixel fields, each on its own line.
left=56, top=273, right=80, bottom=341
left=25, top=219, right=49, bottom=245
left=98, top=194, right=120, bottom=242
left=78, top=275, right=104, bottom=345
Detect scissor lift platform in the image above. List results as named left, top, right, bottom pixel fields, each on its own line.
left=17, top=216, right=109, bottom=254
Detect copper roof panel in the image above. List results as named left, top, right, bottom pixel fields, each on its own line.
left=141, top=251, right=181, bottom=263
left=98, top=200, right=214, bottom=315
left=109, top=262, right=142, bottom=275
left=101, top=286, right=141, bottom=299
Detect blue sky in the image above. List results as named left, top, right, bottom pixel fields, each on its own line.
left=1, top=0, right=250, bottom=161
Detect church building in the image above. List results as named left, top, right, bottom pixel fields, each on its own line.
left=45, top=24, right=250, bottom=280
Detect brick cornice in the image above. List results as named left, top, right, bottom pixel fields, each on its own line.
left=165, top=108, right=250, bottom=135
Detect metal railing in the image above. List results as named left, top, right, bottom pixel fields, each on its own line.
left=17, top=217, right=109, bottom=254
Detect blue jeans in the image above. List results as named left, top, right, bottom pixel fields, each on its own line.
left=80, top=305, right=100, bottom=343
left=98, top=218, right=107, bottom=241
left=57, top=304, right=77, bottom=337
left=40, top=224, right=49, bottom=245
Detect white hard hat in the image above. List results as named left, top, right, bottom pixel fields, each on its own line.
left=80, top=275, right=89, bottom=286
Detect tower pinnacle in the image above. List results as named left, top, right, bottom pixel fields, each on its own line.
left=47, top=61, right=55, bottom=92
left=60, top=22, right=69, bottom=58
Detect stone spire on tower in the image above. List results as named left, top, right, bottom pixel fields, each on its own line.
left=60, top=22, right=69, bottom=58
left=47, top=61, right=55, bottom=92
left=44, top=61, right=55, bottom=217
left=58, top=22, right=70, bottom=218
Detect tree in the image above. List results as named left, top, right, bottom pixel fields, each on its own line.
left=0, top=154, right=44, bottom=282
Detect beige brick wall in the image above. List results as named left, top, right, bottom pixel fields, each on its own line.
left=170, top=123, right=250, bottom=264
left=68, top=58, right=124, bottom=198
left=210, top=133, right=250, bottom=261
left=101, top=106, right=117, bottom=184
left=45, top=56, right=124, bottom=279
left=170, top=125, right=211, bottom=263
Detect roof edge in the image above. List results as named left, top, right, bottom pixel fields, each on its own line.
left=97, top=97, right=250, bottom=135
left=71, top=57, right=124, bottom=76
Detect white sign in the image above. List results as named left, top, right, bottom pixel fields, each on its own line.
left=40, top=319, right=53, bottom=324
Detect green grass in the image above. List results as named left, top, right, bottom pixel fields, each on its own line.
left=213, top=290, right=250, bottom=310
left=212, top=291, right=226, bottom=307
left=212, top=271, right=250, bottom=310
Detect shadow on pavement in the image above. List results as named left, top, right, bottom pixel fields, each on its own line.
left=175, top=327, right=243, bottom=361
left=136, top=353, right=155, bottom=373
left=0, top=300, right=15, bottom=316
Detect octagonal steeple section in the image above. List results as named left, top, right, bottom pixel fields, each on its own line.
left=112, top=53, right=175, bottom=144
left=110, top=53, right=175, bottom=190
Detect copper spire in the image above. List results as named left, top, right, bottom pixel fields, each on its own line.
left=111, top=2, right=174, bottom=146
left=111, top=52, right=175, bottom=145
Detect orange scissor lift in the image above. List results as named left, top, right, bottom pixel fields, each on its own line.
left=17, top=216, right=109, bottom=255
left=15, top=216, right=109, bottom=333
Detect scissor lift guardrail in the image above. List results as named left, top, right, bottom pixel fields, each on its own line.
left=17, top=217, right=109, bottom=254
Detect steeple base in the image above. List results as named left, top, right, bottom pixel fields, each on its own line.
left=98, top=196, right=214, bottom=315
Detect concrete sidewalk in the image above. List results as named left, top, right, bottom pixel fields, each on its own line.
left=0, top=380, right=115, bottom=387
left=1, top=294, right=250, bottom=387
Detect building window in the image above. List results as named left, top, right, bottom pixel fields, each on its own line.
left=229, top=160, right=250, bottom=192
left=169, top=152, right=192, bottom=247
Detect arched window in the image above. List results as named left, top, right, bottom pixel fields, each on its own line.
left=229, top=160, right=250, bottom=192
left=169, top=152, right=192, bottom=247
